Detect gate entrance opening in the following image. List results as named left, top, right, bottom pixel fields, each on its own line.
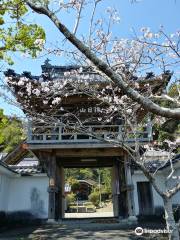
left=64, top=167, right=114, bottom=218
left=35, top=149, right=136, bottom=222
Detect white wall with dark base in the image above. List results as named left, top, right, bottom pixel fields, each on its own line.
left=8, top=175, right=49, bottom=218
left=133, top=172, right=165, bottom=216
left=0, top=165, right=49, bottom=219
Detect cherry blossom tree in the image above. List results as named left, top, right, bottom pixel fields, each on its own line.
left=4, top=65, right=180, bottom=240
left=1, top=0, right=180, bottom=239
left=0, top=0, right=180, bottom=118
left=21, top=0, right=180, bottom=120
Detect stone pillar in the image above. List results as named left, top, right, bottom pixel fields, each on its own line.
left=124, top=156, right=137, bottom=222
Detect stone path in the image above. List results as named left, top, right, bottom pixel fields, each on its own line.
left=65, top=211, right=114, bottom=218
left=0, top=223, right=168, bottom=240
left=65, top=202, right=114, bottom=218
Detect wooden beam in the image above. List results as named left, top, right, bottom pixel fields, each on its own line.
left=3, top=141, right=29, bottom=165
left=55, top=147, right=124, bottom=158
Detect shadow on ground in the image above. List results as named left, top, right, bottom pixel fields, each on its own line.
left=0, top=223, right=169, bottom=240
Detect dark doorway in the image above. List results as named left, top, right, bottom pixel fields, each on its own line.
left=137, top=181, right=153, bottom=215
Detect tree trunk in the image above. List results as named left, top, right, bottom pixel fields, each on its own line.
left=163, top=197, right=179, bottom=240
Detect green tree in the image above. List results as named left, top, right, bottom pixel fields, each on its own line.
left=153, top=83, right=180, bottom=150
left=65, top=168, right=93, bottom=181
left=0, top=109, right=25, bottom=153
left=101, top=168, right=111, bottom=194
left=0, top=0, right=45, bottom=64
left=0, top=109, right=8, bottom=150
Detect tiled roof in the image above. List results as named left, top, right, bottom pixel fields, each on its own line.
left=0, top=153, right=7, bottom=161
left=10, top=165, right=43, bottom=175
left=0, top=156, right=44, bottom=175
left=9, top=158, right=44, bottom=175
left=0, top=160, right=17, bottom=173
left=78, top=179, right=97, bottom=186
left=158, top=154, right=180, bottom=170
left=16, top=158, right=39, bottom=166
left=139, top=153, right=180, bottom=172
left=143, top=149, right=171, bottom=161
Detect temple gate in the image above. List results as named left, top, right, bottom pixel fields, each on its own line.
left=4, top=60, right=160, bottom=222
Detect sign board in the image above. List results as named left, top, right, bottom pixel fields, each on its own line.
left=64, top=183, right=71, bottom=193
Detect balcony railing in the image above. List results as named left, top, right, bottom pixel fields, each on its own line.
left=27, top=122, right=152, bottom=144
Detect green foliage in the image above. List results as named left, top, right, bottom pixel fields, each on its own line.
left=0, top=0, right=45, bottom=64
left=88, top=191, right=100, bottom=207
left=168, top=83, right=179, bottom=98
left=101, top=168, right=111, bottom=193
left=66, top=177, right=80, bottom=192
left=65, top=167, right=112, bottom=200
left=66, top=193, right=76, bottom=207
left=152, top=83, right=180, bottom=148
left=0, top=109, right=8, bottom=146
left=65, top=168, right=94, bottom=180
left=79, top=168, right=93, bottom=179
left=0, top=109, right=25, bottom=153
left=83, top=201, right=93, bottom=206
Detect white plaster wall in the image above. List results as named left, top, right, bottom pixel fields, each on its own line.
left=166, top=168, right=180, bottom=205
left=8, top=175, right=49, bottom=218
left=0, top=173, right=10, bottom=211
left=172, top=189, right=180, bottom=205
left=132, top=172, right=165, bottom=215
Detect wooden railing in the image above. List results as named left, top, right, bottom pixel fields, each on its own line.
left=27, top=122, right=152, bottom=144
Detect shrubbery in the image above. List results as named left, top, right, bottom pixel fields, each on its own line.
left=66, top=193, right=76, bottom=207
left=88, top=191, right=100, bottom=207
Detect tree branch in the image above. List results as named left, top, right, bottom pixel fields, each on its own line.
left=131, top=158, right=165, bottom=198
left=25, top=1, right=180, bottom=119
left=166, top=182, right=180, bottom=198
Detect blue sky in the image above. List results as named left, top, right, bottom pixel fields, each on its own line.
left=1, top=0, right=180, bottom=117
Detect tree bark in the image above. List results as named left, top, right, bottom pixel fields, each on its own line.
left=163, top=197, right=179, bottom=240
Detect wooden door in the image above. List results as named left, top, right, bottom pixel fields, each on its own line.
left=137, top=182, right=153, bottom=215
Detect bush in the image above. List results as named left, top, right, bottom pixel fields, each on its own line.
left=88, top=191, right=100, bottom=207
left=67, top=177, right=80, bottom=192
left=84, top=202, right=93, bottom=206
left=101, top=192, right=111, bottom=201
left=66, top=193, right=76, bottom=207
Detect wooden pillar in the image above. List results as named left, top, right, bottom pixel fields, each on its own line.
left=35, top=150, right=64, bottom=221
left=111, top=162, right=120, bottom=217
left=36, top=151, right=58, bottom=221
left=47, top=153, right=58, bottom=221
left=118, top=159, right=128, bottom=219
left=124, top=156, right=137, bottom=221
left=56, top=165, right=65, bottom=220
